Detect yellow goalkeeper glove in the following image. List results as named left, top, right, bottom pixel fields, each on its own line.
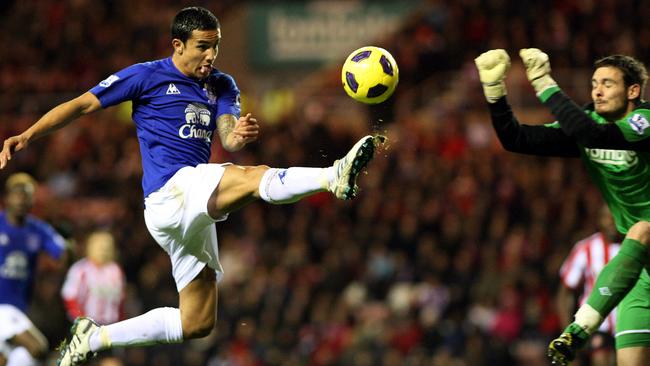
left=474, top=49, right=511, bottom=103
left=519, top=48, right=558, bottom=94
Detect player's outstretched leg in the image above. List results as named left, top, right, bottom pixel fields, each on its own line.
left=547, top=323, right=589, bottom=366
left=214, top=135, right=380, bottom=217
left=328, top=135, right=377, bottom=200
left=56, top=317, right=99, bottom=366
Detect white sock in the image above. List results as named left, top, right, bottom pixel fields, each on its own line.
left=574, top=303, right=604, bottom=335
left=258, top=167, right=333, bottom=204
left=89, top=307, right=183, bottom=352
left=7, top=347, right=37, bottom=366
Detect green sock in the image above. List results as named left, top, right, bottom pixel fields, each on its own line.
left=562, top=323, right=589, bottom=348
left=585, top=238, right=647, bottom=318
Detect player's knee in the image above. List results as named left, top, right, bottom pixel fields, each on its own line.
left=182, top=314, right=215, bottom=339
left=245, top=165, right=269, bottom=182
left=231, top=165, right=269, bottom=197
left=626, top=221, right=650, bottom=245
left=226, top=165, right=269, bottom=189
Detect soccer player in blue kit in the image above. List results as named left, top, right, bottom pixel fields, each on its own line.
left=0, top=173, right=66, bottom=366
left=0, top=7, right=377, bottom=366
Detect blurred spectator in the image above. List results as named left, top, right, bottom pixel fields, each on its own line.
left=61, top=230, right=126, bottom=325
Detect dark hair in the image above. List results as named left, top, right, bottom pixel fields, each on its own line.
left=594, top=55, right=648, bottom=103
left=171, top=7, right=220, bottom=43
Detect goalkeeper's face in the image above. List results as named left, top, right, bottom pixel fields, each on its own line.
left=591, top=66, right=633, bottom=120
left=173, top=28, right=221, bottom=79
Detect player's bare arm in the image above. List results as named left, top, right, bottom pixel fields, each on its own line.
left=216, top=112, right=259, bottom=152
left=0, top=92, right=102, bottom=169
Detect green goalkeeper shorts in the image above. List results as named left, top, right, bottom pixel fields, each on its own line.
left=616, top=268, right=650, bottom=349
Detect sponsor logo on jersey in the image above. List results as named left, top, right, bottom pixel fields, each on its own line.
left=628, top=113, right=650, bottom=135
left=166, top=83, right=181, bottom=95
left=584, top=148, right=638, bottom=167
left=0, top=233, right=8, bottom=246
left=179, top=103, right=213, bottom=143
left=99, top=75, right=120, bottom=88
left=0, top=251, right=28, bottom=279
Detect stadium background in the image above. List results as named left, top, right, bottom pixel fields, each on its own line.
left=1, top=0, right=649, bottom=365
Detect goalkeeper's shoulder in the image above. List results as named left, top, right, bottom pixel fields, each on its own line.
left=615, top=106, right=650, bottom=141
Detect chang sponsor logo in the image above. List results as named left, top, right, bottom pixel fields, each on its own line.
left=585, top=148, right=638, bottom=166
left=179, top=103, right=213, bottom=143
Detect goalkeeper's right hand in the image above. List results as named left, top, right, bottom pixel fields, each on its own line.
left=519, top=48, right=558, bottom=95
left=474, top=49, right=511, bottom=103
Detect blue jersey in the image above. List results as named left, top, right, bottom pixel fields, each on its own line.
left=0, top=212, right=65, bottom=311
left=89, top=57, right=241, bottom=197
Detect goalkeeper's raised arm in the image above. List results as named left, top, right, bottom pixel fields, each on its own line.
left=474, top=49, right=580, bottom=157
left=520, top=48, right=650, bottom=150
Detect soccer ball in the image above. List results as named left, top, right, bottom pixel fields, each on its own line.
left=341, top=46, right=399, bottom=104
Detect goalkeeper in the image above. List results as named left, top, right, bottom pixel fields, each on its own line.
left=475, top=48, right=650, bottom=366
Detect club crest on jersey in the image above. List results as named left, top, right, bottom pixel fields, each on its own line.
left=26, top=235, right=40, bottom=251
left=99, top=75, right=120, bottom=88
left=179, top=103, right=213, bottom=143
left=204, top=87, right=217, bottom=105
left=628, top=113, right=650, bottom=135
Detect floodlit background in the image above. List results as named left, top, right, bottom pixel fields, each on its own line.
left=1, top=1, right=649, bottom=365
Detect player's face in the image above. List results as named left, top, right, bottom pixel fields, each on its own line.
left=591, top=66, right=633, bottom=120
left=174, top=29, right=221, bottom=79
left=4, top=186, right=33, bottom=218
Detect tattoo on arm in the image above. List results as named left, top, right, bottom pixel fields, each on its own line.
left=217, top=114, right=236, bottom=142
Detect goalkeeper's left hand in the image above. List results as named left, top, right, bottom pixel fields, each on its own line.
left=474, top=49, right=511, bottom=103
left=519, top=48, right=558, bottom=94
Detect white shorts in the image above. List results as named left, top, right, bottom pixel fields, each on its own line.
left=144, top=164, right=230, bottom=291
left=0, top=304, right=33, bottom=342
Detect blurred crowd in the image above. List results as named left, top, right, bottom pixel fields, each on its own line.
left=1, top=0, right=649, bottom=365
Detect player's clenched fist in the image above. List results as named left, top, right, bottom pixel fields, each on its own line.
left=475, top=49, right=511, bottom=103
left=519, top=48, right=557, bottom=94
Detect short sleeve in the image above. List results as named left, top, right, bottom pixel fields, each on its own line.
left=559, top=242, right=587, bottom=289
left=37, top=222, right=66, bottom=259
left=207, top=73, right=241, bottom=119
left=61, top=261, right=82, bottom=299
left=89, top=64, right=151, bottom=108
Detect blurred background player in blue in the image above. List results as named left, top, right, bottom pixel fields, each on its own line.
left=0, top=173, right=67, bottom=366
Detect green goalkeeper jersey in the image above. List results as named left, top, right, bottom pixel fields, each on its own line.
left=547, top=108, right=650, bottom=233
left=489, top=88, right=650, bottom=234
